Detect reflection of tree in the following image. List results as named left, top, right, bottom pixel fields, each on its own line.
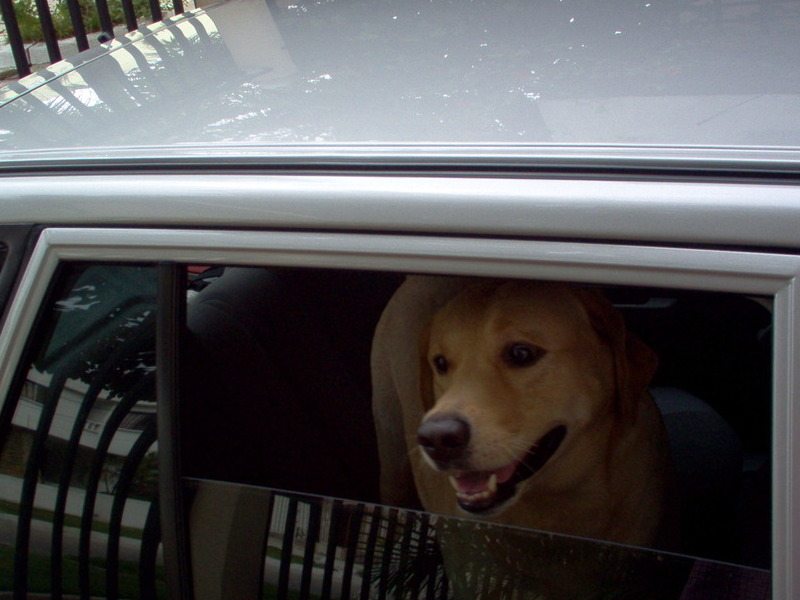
left=367, top=510, right=447, bottom=599
left=129, top=450, right=159, bottom=500
left=101, top=458, right=122, bottom=493
left=437, top=519, right=680, bottom=600
left=33, top=265, right=157, bottom=401
left=371, top=510, right=696, bottom=600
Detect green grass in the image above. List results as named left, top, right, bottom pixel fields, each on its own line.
left=0, top=545, right=167, bottom=598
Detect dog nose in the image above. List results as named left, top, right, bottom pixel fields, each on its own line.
left=417, top=415, right=471, bottom=461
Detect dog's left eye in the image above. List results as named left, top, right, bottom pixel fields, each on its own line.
left=505, top=343, right=544, bottom=367
left=432, top=354, right=449, bottom=375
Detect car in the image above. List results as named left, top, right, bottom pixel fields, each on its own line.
left=0, top=0, right=798, bottom=598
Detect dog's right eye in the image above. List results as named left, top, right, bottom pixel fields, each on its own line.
left=505, top=342, right=545, bottom=367
left=432, top=354, right=449, bottom=375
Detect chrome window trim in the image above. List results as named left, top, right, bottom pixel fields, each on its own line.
left=0, top=226, right=797, bottom=599
left=1, top=173, right=800, bottom=249
left=1, top=145, right=800, bottom=174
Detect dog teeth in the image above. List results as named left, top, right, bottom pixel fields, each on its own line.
left=459, top=490, right=492, bottom=503
left=449, top=472, right=499, bottom=503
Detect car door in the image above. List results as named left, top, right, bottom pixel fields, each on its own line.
left=0, top=217, right=789, bottom=599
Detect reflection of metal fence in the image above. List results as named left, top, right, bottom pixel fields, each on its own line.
left=0, top=0, right=185, bottom=77
left=262, top=491, right=773, bottom=600
left=265, top=494, right=448, bottom=600
left=0, top=264, right=162, bottom=599
left=9, top=362, right=160, bottom=598
left=4, top=374, right=161, bottom=598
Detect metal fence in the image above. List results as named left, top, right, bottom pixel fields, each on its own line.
left=0, top=0, right=185, bottom=77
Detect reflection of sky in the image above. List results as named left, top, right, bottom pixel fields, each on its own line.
left=1, top=0, right=799, bottom=151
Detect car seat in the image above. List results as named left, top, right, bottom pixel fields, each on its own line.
left=180, top=266, right=403, bottom=502
left=651, top=387, right=743, bottom=562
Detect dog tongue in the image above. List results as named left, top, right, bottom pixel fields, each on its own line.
left=452, top=462, right=518, bottom=495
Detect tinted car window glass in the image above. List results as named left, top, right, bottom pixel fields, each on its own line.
left=0, top=263, right=161, bottom=598
left=186, top=478, right=771, bottom=600
left=180, top=266, right=772, bottom=599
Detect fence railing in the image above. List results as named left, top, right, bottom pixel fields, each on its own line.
left=0, top=0, right=185, bottom=78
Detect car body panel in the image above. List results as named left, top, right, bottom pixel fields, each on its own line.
left=0, top=0, right=799, bottom=168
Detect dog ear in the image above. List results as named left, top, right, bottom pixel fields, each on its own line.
left=418, top=325, right=437, bottom=413
left=579, top=288, right=659, bottom=422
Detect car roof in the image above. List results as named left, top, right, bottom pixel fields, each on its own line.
left=0, top=0, right=799, bottom=172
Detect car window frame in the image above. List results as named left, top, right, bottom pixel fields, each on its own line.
left=0, top=225, right=797, bottom=599
left=0, top=224, right=38, bottom=449
left=0, top=225, right=38, bottom=327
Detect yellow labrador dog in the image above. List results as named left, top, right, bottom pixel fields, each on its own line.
left=372, top=277, right=676, bottom=549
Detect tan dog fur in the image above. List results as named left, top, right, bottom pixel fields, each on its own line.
left=372, top=276, right=676, bottom=549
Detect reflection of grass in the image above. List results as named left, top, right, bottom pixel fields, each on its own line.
left=263, top=582, right=308, bottom=600
left=262, top=546, right=322, bottom=599
left=0, top=545, right=167, bottom=598
left=0, top=499, right=144, bottom=540
left=264, top=544, right=310, bottom=566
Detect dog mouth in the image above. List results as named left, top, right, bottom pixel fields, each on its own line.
left=448, top=425, right=567, bottom=515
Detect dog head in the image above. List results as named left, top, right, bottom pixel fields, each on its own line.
left=417, top=280, right=657, bottom=516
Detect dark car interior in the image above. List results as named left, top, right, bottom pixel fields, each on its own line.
left=179, top=266, right=772, bottom=570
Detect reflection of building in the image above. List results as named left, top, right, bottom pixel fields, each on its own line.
left=0, top=368, right=156, bottom=490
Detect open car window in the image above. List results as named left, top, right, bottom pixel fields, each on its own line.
left=178, top=265, right=773, bottom=599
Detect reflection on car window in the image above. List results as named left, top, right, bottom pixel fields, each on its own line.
left=0, top=264, right=162, bottom=599
left=186, top=478, right=770, bottom=600
left=180, top=267, right=772, bottom=600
